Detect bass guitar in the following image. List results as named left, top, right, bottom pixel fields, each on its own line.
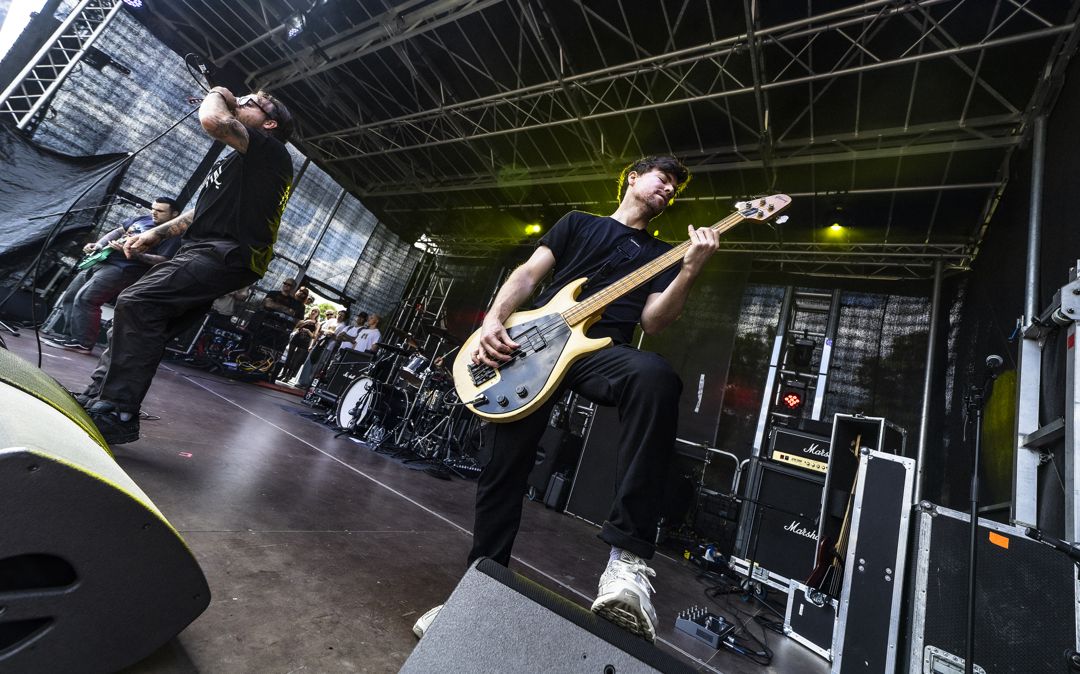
left=452, top=194, right=792, bottom=422
left=806, top=434, right=862, bottom=596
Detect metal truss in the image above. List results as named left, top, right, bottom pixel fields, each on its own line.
left=417, top=236, right=970, bottom=279
left=358, top=115, right=1019, bottom=197
left=0, top=0, right=125, bottom=130
left=249, top=0, right=505, bottom=90
left=303, top=0, right=1069, bottom=168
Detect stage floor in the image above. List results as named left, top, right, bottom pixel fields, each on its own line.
left=9, top=334, right=828, bottom=673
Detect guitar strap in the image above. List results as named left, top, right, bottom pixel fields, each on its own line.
left=582, top=237, right=642, bottom=292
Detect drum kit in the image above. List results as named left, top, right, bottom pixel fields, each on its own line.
left=324, top=325, right=478, bottom=462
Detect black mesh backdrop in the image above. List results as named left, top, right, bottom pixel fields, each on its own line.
left=29, top=8, right=213, bottom=236
left=822, top=292, right=931, bottom=444
left=344, top=223, right=421, bottom=317
left=714, top=284, right=785, bottom=462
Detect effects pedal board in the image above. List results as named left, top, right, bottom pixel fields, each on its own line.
left=675, top=606, right=735, bottom=649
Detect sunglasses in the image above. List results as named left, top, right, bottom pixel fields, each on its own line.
left=237, top=94, right=274, bottom=119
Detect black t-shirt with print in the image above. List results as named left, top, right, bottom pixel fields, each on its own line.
left=186, top=128, right=293, bottom=276
left=535, top=210, right=680, bottom=345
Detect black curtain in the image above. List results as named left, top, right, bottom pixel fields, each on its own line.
left=0, top=123, right=129, bottom=281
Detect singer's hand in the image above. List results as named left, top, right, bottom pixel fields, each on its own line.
left=123, top=231, right=160, bottom=258
left=209, top=86, right=236, bottom=111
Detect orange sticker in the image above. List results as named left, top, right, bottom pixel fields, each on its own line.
left=988, top=531, right=1010, bottom=549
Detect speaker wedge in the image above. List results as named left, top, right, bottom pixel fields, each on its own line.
left=0, top=348, right=210, bottom=673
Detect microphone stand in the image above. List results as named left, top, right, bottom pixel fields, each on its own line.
left=962, top=357, right=1000, bottom=674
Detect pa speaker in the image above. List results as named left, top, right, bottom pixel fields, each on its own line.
left=0, top=349, right=210, bottom=673
left=402, top=558, right=695, bottom=673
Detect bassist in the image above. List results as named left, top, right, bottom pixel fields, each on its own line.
left=415, top=156, right=719, bottom=643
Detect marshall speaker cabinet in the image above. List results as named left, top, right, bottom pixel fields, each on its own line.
left=730, top=459, right=825, bottom=592
left=906, top=503, right=1080, bottom=674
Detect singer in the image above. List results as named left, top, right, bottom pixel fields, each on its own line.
left=75, top=87, right=295, bottom=444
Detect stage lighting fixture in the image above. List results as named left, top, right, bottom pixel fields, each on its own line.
left=122, top=0, right=143, bottom=8
left=789, top=336, right=815, bottom=369
left=285, top=13, right=305, bottom=40
left=825, top=205, right=849, bottom=237
left=776, top=378, right=808, bottom=412
left=525, top=224, right=542, bottom=235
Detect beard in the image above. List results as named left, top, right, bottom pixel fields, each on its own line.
left=637, top=191, right=669, bottom=219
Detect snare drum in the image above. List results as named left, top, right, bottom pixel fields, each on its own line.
left=400, top=354, right=429, bottom=387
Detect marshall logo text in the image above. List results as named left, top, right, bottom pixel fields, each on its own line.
left=784, top=520, right=820, bottom=541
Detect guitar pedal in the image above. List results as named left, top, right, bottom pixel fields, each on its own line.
left=675, top=606, right=734, bottom=649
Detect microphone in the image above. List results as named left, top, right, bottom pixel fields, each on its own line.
left=1026, top=527, right=1080, bottom=565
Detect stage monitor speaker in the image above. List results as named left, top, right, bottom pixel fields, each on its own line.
left=402, top=558, right=696, bottom=673
left=0, top=349, right=210, bottom=673
left=0, top=286, right=48, bottom=324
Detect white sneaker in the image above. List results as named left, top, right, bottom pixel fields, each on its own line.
left=412, top=604, right=443, bottom=639
left=590, top=550, right=658, bottom=642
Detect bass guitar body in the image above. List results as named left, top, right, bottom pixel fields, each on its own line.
left=452, top=278, right=611, bottom=423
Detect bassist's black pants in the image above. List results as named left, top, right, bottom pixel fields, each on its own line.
left=469, top=344, right=682, bottom=566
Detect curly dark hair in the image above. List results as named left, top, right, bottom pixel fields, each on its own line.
left=616, top=156, right=691, bottom=201
left=258, top=90, right=294, bottom=142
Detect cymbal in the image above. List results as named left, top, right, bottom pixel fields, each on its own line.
left=422, top=324, right=461, bottom=344
left=373, top=342, right=410, bottom=355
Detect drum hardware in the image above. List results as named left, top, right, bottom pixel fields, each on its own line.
left=400, top=354, right=430, bottom=388
left=372, top=342, right=410, bottom=355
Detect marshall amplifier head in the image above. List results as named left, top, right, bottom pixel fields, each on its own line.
left=769, top=427, right=831, bottom=474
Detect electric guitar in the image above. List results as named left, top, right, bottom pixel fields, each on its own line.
left=806, top=434, right=862, bottom=596
left=76, top=238, right=127, bottom=270
left=452, top=194, right=792, bottom=423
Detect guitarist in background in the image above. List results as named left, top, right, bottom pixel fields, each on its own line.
left=414, top=156, right=719, bottom=643
left=43, top=198, right=181, bottom=352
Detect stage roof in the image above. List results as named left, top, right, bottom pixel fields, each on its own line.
left=133, top=0, right=1079, bottom=279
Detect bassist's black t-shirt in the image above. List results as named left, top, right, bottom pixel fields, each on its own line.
left=186, top=128, right=293, bottom=276
left=536, top=211, right=680, bottom=345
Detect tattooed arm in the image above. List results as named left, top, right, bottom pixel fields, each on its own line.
left=199, top=86, right=251, bottom=153
left=122, top=210, right=194, bottom=258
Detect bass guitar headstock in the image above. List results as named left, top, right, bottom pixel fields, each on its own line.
left=735, top=194, right=792, bottom=221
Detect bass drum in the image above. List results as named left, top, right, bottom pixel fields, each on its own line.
left=336, top=376, right=376, bottom=430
